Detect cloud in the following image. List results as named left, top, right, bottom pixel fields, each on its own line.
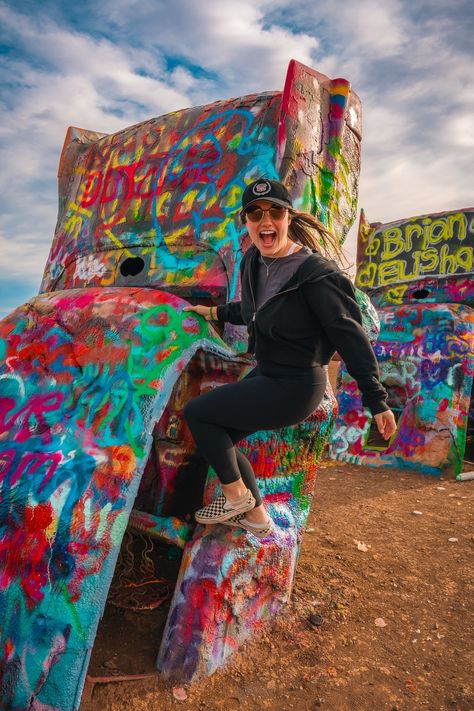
left=0, top=4, right=194, bottom=122
left=95, top=0, right=318, bottom=95
left=0, top=2, right=201, bottom=296
left=320, top=0, right=408, bottom=59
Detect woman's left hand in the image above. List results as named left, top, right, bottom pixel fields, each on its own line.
left=183, top=304, right=214, bottom=320
left=374, top=410, right=397, bottom=440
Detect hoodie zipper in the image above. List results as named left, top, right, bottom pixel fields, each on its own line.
left=252, top=284, right=300, bottom=321
left=248, top=254, right=309, bottom=322
left=247, top=277, right=301, bottom=355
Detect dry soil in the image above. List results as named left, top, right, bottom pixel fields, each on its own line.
left=81, top=458, right=473, bottom=711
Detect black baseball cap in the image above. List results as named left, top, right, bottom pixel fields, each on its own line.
left=241, top=179, right=293, bottom=215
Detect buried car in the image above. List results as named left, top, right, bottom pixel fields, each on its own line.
left=0, top=60, right=364, bottom=710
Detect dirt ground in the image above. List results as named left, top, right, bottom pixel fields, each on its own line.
left=81, top=458, right=473, bottom=711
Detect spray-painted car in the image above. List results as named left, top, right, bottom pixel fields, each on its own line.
left=329, top=207, right=474, bottom=477
left=0, top=60, right=363, bottom=710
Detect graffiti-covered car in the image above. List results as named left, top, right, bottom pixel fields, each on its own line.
left=330, top=207, right=474, bottom=476
left=0, top=60, right=362, bottom=710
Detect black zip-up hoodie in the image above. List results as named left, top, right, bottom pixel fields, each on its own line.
left=217, top=245, right=388, bottom=415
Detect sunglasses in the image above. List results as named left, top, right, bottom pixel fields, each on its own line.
left=243, top=206, right=288, bottom=222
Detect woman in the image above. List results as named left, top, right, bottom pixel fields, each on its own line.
left=184, top=179, right=396, bottom=538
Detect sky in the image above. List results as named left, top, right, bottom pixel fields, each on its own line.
left=0, top=0, right=473, bottom=318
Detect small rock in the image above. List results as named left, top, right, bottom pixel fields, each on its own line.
left=448, top=537, right=458, bottom=543
left=309, top=613, right=324, bottom=627
left=173, top=687, right=188, bottom=701
left=412, top=510, right=423, bottom=515
left=102, top=659, right=117, bottom=670
left=306, top=527, right=315, bottom=533
left=375, top=618, right=387, bottom=627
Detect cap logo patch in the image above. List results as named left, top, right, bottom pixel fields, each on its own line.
left=252, top=181, right=271, bottom=196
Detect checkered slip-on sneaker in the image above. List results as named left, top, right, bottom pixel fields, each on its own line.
left=195, top=490, right=255, bottom=524
left=223, top=514, right=274, bottom=539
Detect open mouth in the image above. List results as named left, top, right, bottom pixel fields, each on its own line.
left=259, top=230, right=277, bottom=248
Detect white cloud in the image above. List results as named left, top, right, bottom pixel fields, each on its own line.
left=0, top=3, right=200, bottom=291
left=318, top=0, right=407, bottom=58
left=98, top=0, right=318, bottom=95
left=0, top=5, right=193, bottom=123
left=445, top=115, right=474, bottom=148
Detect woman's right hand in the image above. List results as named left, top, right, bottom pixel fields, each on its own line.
left=183, top=304, right=215, bottom=321
left=374, top=409, right=397, bottom=440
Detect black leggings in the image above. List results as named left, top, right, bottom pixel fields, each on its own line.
left=184, top=362, right=327, bottom=507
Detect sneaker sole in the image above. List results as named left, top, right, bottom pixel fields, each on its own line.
left=223, top=516, right=273, bottom=539
left=195, top=496, right=255, bottom=524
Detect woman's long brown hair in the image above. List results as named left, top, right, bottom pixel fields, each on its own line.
left=288, top=209, right=346, bottom=263
left=241, top=205, right=349, bottom=266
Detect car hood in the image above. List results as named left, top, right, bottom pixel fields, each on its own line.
left=0, top=286, right=235, bottom=710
